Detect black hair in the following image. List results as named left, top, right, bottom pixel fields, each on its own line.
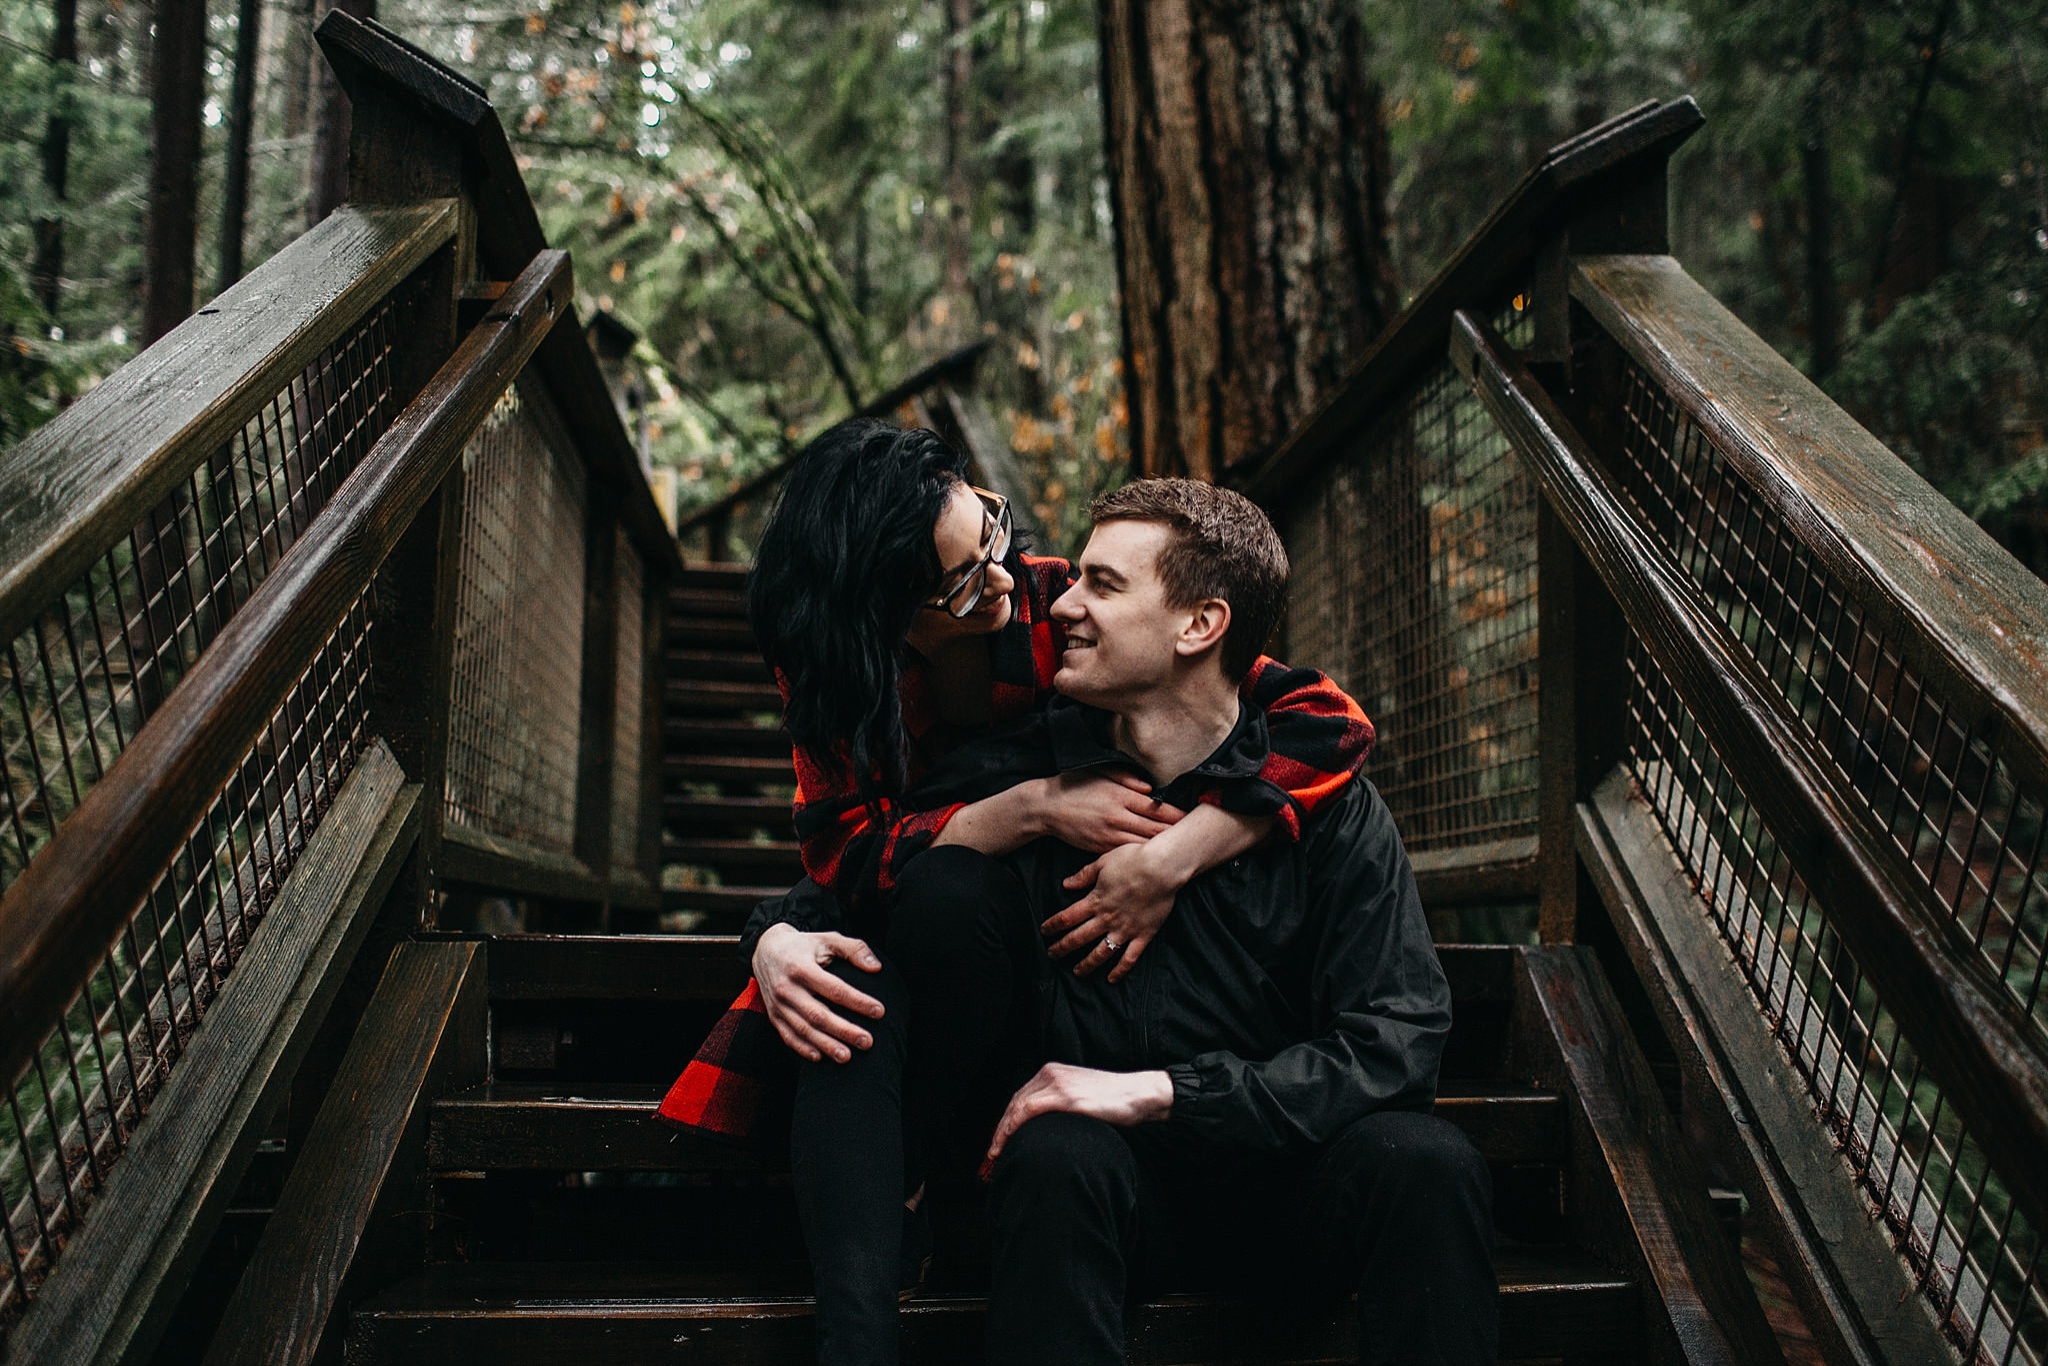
left=747, top=418, right=969, bottom=804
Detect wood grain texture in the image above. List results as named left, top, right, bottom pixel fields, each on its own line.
left=202, top=939, right=486, bottom=1366
left=7, top=743, right=419, bottom=1366
left=436, top=829, right=660, bottom=912
left=1572, top=254, right=2048, bottom=794
left=0, top=252, right=570, bottom=1099
left=1455, top=306, right=2048, bottom=1266
left=1577, top=771, right=1953, bottom=1366
left=0, top=201, right=457, bottom=648
left=343, top=1249, right=1635, bottom=1364
left=1236, top=97, right=1702, bottom=508
left=479, top=933, right=751, bottom=1002
left=1407, top=835, right=1539, bottom=907
left=1512, top=947, right=1777, bottom=1366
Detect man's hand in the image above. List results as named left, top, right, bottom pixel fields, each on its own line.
left=1042, top=841, right=1183, bottom=981
left=1033, top=771, right=1185, bottom=853
left=986, top=1062, right=1174, bottom=1164
left=751, top=923, right=885, bottom=1064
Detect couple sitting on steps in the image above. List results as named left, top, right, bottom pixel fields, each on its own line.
left=656, top=419, right=1496, bottom=1366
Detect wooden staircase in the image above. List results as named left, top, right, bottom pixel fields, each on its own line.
left=660, top=563, right=802, bottom=931
left=336, top=934, right=1675, bottom=1364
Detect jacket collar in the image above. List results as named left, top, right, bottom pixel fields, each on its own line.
left=1045, top=694, right=1271, bottom=800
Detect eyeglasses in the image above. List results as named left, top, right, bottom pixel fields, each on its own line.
left=927, top=487, right=1013, bottom=618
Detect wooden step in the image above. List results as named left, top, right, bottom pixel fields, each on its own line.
left=665, top=839, right=805, bottom=881
left=666, top=794, right=794, bottom=831
left=427, top=1081, right=1564, bottom=1173
left=349, top=1251, right=1636, bottom=1362
left=664, top=884, right=790, bottom=918
left=667, top=618, right=760, bottom=650
left=668, top=587, right=750, bottom=619
left=665, top=718, right=789, bottom=759
left=663, top=649, right=775, bottom=683
left=676, top=563, right=751, bottom=591
left=667, top=679, right=785, bottom=714
left=667, top=754, right=795, bottom=787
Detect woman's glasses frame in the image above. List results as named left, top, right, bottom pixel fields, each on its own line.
left=927, top=487, right=1013, bottom=618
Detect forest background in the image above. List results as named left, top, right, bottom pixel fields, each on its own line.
left=3, top=0, right=2046, bottom=568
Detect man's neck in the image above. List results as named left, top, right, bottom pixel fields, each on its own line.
left=1108, top=674, right=1241, bottom=788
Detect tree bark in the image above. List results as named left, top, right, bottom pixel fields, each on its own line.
left=218, top=0, right=263, bottom=287
left=31, top=0, right=78, bottom=318
left=308, top=0, right=373, bottom=226
left=1097, top=0, right=1396, bottom=481
left=144, top=0, right=207, bottom=343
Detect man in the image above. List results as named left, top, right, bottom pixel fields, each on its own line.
left=930, top=479, right=1496, bottom=1366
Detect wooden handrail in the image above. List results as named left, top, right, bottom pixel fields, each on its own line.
left=0, top=201, right=458, bottom=649
left=0, top=250, right=571, bottom=1096
left=1451, top=307, right=2048, bottom=1238
left=1235, top=97, right=1702, bottom=507
left=1571, top=253, right=2048, bottom=797
left=671, top=339, right=992, bottom=537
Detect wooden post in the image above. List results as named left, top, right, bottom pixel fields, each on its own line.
left=572, top=484, right=623, bottom=921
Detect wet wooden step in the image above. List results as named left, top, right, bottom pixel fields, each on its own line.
left=676, top=563, right=751, bottom=591
left=427, top=1081, right=1564, bottom=1173
left=667, top=680, right=785, bottom=714
left=664, top=649, right=775, bottom=684
left=664, top=884, right=789, bottom=919
left=349, top=1251, right=1636, bottom=1362
left=667, top=618, right=760, bottom=650
left=666, top=755, right=795, bottom=787
left=666, top=794, right=794, bottom=831
left=482, top=934, right=750, bottom=1003
left=664, top=838, right=805, bottom=881
left=668, top=587, right=750, bottom=619
left=664, top=718, right=789, bottom=759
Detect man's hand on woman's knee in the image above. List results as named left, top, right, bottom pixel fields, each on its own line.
left=752, top=923, right=886, bottom=1064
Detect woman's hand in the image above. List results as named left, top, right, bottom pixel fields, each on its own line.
left=1032, top=770, right=1184, bottom=853
left=1041, top=840, right=1182, bottom=979
left=751, top=923, right=887, bottom=1064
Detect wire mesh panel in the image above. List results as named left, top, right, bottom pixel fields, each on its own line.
left=1627, top=642, right=2046, bottom=1364
left=1607, top=354, right=2048, bottom=1039
left=1276, top=305, right=1539, bottom=852
left=444, top=381, right=589, bottom=858
left=0, top=293, right=408, bottom=899
left=0, top=595, right=374, bottom=1339
left=611, top=526, right=647, bottom=876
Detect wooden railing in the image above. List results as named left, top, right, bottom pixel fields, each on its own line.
left=1242, top=99, right=2048, bottom=1366
left=0, top=14, right=677, bottom=1363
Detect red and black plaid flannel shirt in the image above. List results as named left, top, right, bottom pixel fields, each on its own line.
left=656, top=554, right=1374, bottom=1138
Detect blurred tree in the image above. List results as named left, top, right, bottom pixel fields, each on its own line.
left=145, top=0, right=207, bottom=341
left=1097, top=0, right=1396, bottom=480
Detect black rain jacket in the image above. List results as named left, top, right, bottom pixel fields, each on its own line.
left=909, top=696, right=1451, bottom=1156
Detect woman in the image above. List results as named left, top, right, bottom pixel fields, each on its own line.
left=658, top=419, right=1372, bottom=1364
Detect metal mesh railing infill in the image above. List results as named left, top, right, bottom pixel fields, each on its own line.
left=444, top=382, right=589, bottom=857
left=1607, top=349, right=2048, bottom=1364
left=0, top=596, right=374, bottom=1338
left=1277, top=299, right=1540, bottom=854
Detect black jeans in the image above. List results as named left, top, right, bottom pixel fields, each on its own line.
left=985, top=1108, right=1498, bottom=1366
left=787, top=847, right=1040, bottom=1366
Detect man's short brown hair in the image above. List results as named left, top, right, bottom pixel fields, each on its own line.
left=1090, top=478, right=1288, bottom=678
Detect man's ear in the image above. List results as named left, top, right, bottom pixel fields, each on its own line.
left=1173, top=598, right=1232, bottom=661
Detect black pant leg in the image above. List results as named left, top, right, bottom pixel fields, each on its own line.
left=1304, top=1109, right=1497, bottom=1366
left=984, top=1111, right=1140, bottom=1366
left=789, top=956, right=912, bottom=1366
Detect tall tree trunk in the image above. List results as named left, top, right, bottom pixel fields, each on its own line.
left=1097, top=0, right=1395, bottom=481
left=1802, top=17, right=1838, bottom=382
left=218, top=0, right=262, bottom=287
left=938, top=0, right=975, bottom=340
left=31, top=0, right=78, bottom=319
left=144, top=0, right=206, bottom=343
left=307, top=0, right=372, bottom=225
